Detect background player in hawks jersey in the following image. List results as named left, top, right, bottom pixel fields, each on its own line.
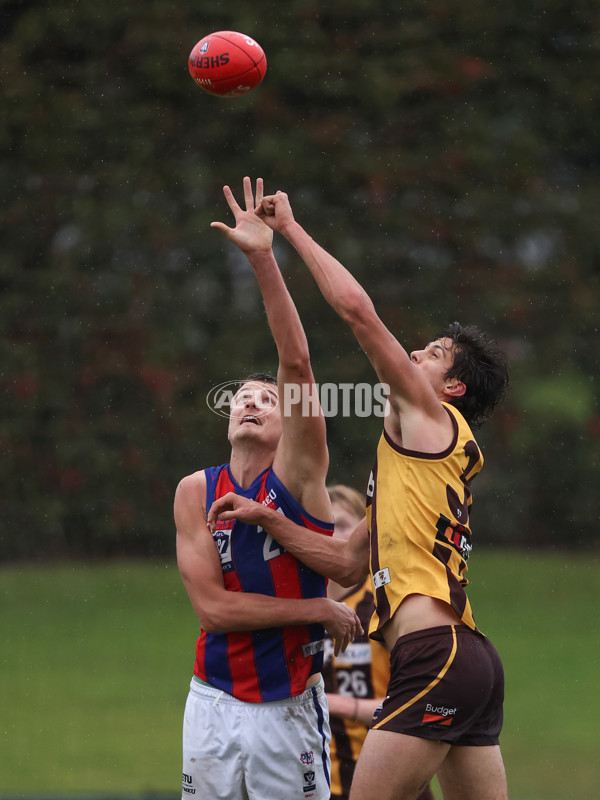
left=324, top=484, right=389, bottom=800
left=324, top=484, right=434, bottom=800
left=175, top=178, right=361, bottom=800
left=208, top=188, right=510, bottom=800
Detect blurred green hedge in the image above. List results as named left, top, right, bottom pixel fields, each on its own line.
left=1, top=1, right=599, bottom=559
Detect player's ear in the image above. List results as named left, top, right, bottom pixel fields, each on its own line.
left=444, top=377, right=466, bottom=398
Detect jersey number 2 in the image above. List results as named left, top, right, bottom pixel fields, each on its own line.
left=259, top=526, right=285, bottom=562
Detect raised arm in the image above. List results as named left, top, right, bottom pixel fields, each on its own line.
left=175, top=472, right=361, bottom=653
left=257, top=191, right=456, bottom=450
left=207, top=491, right=370, bottom=587
left=211, top=178, right=329, bottom=515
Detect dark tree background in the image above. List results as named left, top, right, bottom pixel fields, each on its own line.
left=2, top=0, right=599, bottom=560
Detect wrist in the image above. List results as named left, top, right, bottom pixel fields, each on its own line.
left=316, top=596, right=331, bottom=623
left=259, top=503, right=278, bottom=530
left=244, top=245, right=274, bottom=261
left=279, top=218, right=299, bottom=241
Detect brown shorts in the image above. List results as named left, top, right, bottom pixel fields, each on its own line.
left=371, top=625, right=504, bottom=746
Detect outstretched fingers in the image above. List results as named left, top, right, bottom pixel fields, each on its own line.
left=209, top=220, right=232, bottom=234
left=242, top=176, right=264, bottom=211
left=254, top=177, right=264, bottom=208
left=242, top=176, right=254, bottom=211
left=211, top=178, right=273, bottom=251
left=221, top=184, right=241, bottom=216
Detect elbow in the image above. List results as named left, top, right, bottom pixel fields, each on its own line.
left=279, top=351, right=312, bottom=377
left=180, top=575, right=232, bottom=633
left=199, top=605, right=234, bottom=633
left=200, top=614, right=223, bottom=634
left=336, top=566, right=369, bottom=588
left=337, top=288, right=375, bottom=327
left=331, top=554, right=369, bottom=587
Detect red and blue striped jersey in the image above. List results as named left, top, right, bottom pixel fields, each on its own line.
left=194, top=463, right=334, bottom=702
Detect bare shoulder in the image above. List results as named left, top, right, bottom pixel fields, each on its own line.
left=176, top=469, right=206, bottom=496
left=177, top=469, right=206, bottom=488
left=174, top=470, right=207, bottom=522
left=384, top=402, right=456, bottom=453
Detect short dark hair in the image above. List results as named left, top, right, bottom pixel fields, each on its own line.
left=239, top=372, right=277, bottom=389
left=437, top=322, right=509, bottom=430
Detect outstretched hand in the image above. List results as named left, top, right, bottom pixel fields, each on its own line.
left=210, top=176, right=273, bottom=254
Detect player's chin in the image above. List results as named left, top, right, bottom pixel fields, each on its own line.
left=231, top=424, right=262, bottom=442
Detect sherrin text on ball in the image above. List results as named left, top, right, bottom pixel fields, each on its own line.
left=188, top=31, right=267, bottom=97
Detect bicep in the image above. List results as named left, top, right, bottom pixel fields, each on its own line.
left=176, top=523, right=222, bottom=591
left=273, top=366, right=330, bottom=508
left=176, top=523, right=232, bottom=630
left=175, top=475, right=227, bottom=619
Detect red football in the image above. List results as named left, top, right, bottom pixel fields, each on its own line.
left=188, top=31, right=267, bottom=97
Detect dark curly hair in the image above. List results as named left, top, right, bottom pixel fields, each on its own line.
left=239, top=372, right=278, bottom=388
left=436, top=322, right=509, bottom=430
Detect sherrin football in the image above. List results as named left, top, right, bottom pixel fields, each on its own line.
left=188, top=31, right=267, bottom=97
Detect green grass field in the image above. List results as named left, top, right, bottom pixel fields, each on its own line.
left=1, top=552, right=599, bottom=798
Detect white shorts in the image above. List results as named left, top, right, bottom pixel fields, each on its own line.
left=182, top=676, right=331, bottom=800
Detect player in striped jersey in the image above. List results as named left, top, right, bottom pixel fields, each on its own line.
left=175, top=178, right=361, bottom=800
left=209, top=188, right=510, bottom=800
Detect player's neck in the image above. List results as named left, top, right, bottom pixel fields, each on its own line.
left=229, top=445, right=275, bottom=490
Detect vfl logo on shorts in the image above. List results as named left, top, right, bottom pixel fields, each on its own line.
left=373, top=567, right=391, bottom=589
left=302, top=770, right=316, bottom=792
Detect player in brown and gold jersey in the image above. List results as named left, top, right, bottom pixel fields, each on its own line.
left=366, top=399, right=482, bottom=640
left=208, top=189, right=510, bottom=800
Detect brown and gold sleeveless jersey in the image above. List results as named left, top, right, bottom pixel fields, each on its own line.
left=366, top=402, right=483, bottom=640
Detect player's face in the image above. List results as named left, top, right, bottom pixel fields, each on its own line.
left=228, top=381, right=281, bottom=446
left=409, top=337, right=455, bottom=393
left=331, top=501, right=362, bottom=542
